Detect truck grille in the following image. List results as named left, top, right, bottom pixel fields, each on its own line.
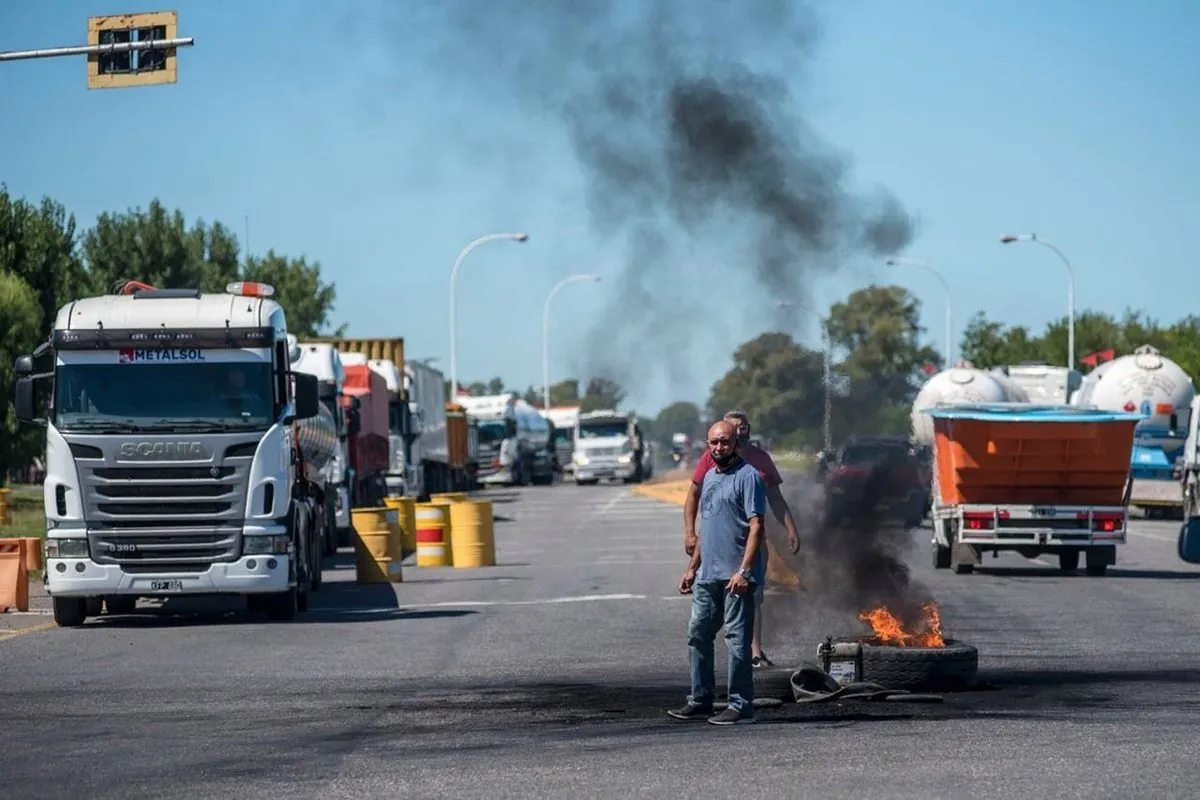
left=80, top=463, right=250, bottom=568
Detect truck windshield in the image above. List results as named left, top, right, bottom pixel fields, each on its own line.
left=478, top=421, right=507, bottom=444
left=552, top=427, right=573, bottom=444
left=54, top=362, right=275, bottom=432
left=578, top=422, right=626, bottom=439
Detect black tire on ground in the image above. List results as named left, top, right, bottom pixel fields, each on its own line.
left=855, top=638, right=979, bottom=692
left=752, top=666, right=798, bottom=702
left=952, top=562, right=973, bottom=574
left=52, top=597, right=88, bottom=627
left=933, top=543, right=951, bottom=569
left=262, top=588, right=298, bottom=622
left=1085, top=546, right=1111, bottom=576
left=1059, top=548, right=1080, bottom=573
left=104, top=596, right=137, bottom=615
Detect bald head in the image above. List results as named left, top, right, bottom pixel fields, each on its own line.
left=707, top=420, right=739, bottom=468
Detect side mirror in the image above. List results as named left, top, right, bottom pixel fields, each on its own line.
left=292, top=372, right=320, bottom=420
left=14, top=355, right=34, bottom=377
left=15, top=377, right=39, bottom=424
left=1178, top=517, right=1200, bottom=564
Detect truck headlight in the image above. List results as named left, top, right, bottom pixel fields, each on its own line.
left=45, top=538, right=88, bottom=558
left=574, top=453, right=588, bottom=465
left=618, top=454, right=632, bottom=464
left=243, top=535, right=291, bottom=555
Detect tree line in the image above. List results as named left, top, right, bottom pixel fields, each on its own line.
left=0, top=186, right=341, bottom=481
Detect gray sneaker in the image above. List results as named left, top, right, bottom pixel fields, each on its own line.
left=667, top=701, right=713, bottom=721
left=707, top=706, right=755, bottom=726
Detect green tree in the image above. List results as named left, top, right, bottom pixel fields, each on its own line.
left=241, top=250, right=342, bottom=337
left=0, top=188, right=89, bottom=337
left=707, top=332, right=825, bottom=447
left=654, top=401, right=703, bottom=444
left=0, top=272, right=43, bottom=481
left=579, top=377, right=626, bottom=412
left=81, top=199, right=240, bottom=293
left=548, top=379, right=580, bottom=407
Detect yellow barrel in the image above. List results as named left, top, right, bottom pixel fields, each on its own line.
left=351, top=507, right=403, bottom=583
left=414, top=502, right=452, bottom=567
left=447, top=499, right=496, bottom=568
left=384, top=496, right=417, bottom=556
left=432, top=492, right=470, bottom=503
left=0, top=488, right=11, bottom=526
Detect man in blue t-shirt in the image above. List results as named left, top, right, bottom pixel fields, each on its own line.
left=668, top=419, right=766, bottom=726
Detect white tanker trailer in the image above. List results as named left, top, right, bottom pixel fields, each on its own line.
left=911, top=363, right=1030, bottom=447
left=1071, top=345, right=1194, bottom=517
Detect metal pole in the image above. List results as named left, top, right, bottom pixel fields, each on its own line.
left=885, top=257, right=955, bottom=366
left=1000, top=233, right=1076, bottom=369
left=449, top=232, right=529, bottom=400
left=0, top=38, right=195, bottom=62
left=821, top=322, right=832, bottom=452
left=542, top=274, right=603, bottom=411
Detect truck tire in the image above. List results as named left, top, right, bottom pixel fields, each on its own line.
left=856, top=638, right=978, bottom=692
left=262, top=587, right=298, bottom=622
left=932, top=541, right=951, bottom=569
left=53, top=596, right=88, bottom=627
left=1085, top=546, right=1113, bottom=576
left=1058, top=548, right=1080, bottom=573
left=104, top=596, right=137, bottom=615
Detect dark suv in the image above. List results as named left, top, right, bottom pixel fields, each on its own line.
left=816, top=435, right=928, bottom=528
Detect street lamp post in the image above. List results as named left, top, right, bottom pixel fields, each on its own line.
left=542, top=274, right=603, bottom=412
left=1000, top=233, right=1076, bottom=370
left=886, top=257, right=955, bottom=366
left=449, top=232, right=529, bottom=400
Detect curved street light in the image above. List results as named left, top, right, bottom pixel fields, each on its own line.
left=542, top=274, right=603, bottom=412
left=1000, top=233, right=1076, bottom=370
left=448, top=232, right=529, bottom=399
left=886, top=256, right=955, bottom=366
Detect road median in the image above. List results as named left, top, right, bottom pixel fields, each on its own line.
left=630, top=479, right=802, bottom=591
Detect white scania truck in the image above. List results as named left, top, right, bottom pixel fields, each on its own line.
left=13, top=281, right=334, bottom=627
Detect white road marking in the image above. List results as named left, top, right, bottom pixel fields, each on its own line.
left=391, top=592, right=649, bottom=610
left=1127, top=530, right=1177, bottom=543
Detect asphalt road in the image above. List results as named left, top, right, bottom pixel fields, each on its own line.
left=2, top=477, right=1200, bottom=799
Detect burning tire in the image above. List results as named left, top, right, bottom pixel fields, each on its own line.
left=851, top=637, right=978, bottom=692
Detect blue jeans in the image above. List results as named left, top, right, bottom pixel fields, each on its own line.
left=687, top=580, right=756, bottom=713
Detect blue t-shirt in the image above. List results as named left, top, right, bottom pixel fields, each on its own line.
left=697, top=459, right=766, bottom=584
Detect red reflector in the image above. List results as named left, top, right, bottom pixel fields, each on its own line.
left=1156, top=403, right=1174, bottom=415
left=1101, top=520, right=1116, bottom=532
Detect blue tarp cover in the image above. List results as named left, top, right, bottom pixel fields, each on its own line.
left=922, top=403, right=1144, bottom=423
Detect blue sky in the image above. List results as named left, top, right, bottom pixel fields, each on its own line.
left=2, top=1, right=1198, bottom=416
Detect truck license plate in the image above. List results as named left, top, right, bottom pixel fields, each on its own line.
left=149, top=580, right=183, bottom=592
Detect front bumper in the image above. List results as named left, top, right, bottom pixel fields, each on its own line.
left=574, top=459, right=637, bottom=481
left=477, top=466, right=516, bottom=485
left=45, top=555, right=294, bottom=597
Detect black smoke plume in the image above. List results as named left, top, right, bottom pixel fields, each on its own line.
left=402, top=0, right=917, bottom=401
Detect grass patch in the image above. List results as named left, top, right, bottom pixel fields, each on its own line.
left=3, top=485, right=44, bottom=541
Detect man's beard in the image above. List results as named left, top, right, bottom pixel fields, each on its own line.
left=713, top=449, right=738, bottom=468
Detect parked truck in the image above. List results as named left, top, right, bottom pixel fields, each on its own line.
left=14, top=280, right=333, bottom=626
left=544, top=405, right=580, bottom=477
left=572, top=409, right=647, bottom=485
left=458, top=393, right=556, bottom=486
left=1071, top=345, right=1194, bottom=518
left=340, top=357, right=391, bottom=510
left=308, top=337, right=476, bottom=499
left=288, top=337, right=353, bottom=556
left=924, top=403, right=1141, bottom=576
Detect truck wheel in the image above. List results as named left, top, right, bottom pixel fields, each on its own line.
left=932, top=542, right=951, bottom=569
left=1085, top=546, right=1113, bottom=576
left=104, top=596, right=137, bottom=615
left=952, top=562, right=974, bottom=575
left=263, top=588, right=298, bottom=622
left=52, top=597, right=88, bottom=627
left=1058, top=548, right=1080, bottom=573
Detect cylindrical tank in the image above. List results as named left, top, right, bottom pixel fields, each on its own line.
left=987, top=370, right=1033, bottom=405
left=910, top=363, right=1028, bottom=446
left=295, top=403, right=339, bottom=472
left=1071, top=345, right=1194, bottom=449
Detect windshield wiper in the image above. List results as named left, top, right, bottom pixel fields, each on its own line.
left=59, top=418, right=147, bottom=433
left=151, top=419, right=256, bottom=432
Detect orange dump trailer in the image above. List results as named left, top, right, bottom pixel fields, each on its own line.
left=923, top=403, right=1141, bottom=577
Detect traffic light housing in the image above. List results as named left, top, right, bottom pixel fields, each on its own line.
left=86, top=11, right=178, bottom=89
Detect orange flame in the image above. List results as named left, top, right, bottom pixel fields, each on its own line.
left=857, top=602, right=945, bottom=647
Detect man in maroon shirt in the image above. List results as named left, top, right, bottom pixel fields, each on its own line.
left=684, top=410, right=800, bottom=668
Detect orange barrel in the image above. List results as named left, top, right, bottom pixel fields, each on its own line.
left=414, top=503, right=452, bottom=567
left=0, top=538, right=29, bottom=612
left=351, top=507, right=403, bottom=584
left=384, top=496, right=417, bottom=556
left=447, top=499, right=496, bottom=568
left=21, top=537, right=43, bottom=572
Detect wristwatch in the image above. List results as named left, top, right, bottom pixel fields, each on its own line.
left=738, top=568, right=752, bottom=581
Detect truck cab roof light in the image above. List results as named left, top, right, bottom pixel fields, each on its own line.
left=226, top=281, right=276, bottom=298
